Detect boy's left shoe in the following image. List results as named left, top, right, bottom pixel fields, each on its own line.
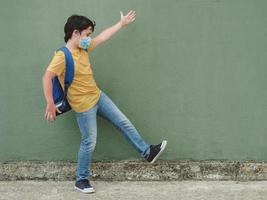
left=74, top=179, right=95, bottom=194
left=145, top=140, right=167, bottom=163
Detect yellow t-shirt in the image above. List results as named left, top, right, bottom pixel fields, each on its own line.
left=46, top=41, right=101, bottom=113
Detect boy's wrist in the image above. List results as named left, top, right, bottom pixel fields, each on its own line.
left=118, top=20, right=125, bottom=28
left=46, top=100, right=54, bottom=105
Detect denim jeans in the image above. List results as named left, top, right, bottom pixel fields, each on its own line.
left=75, top=90, right=151, bottom=181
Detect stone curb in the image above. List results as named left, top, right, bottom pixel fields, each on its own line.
left=1, top=160, right=267, bottom=181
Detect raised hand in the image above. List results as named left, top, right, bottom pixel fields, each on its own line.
left=120, top=10, right=136, bottom=27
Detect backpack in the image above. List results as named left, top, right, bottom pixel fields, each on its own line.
left=52, top=46, right=74, bottom=116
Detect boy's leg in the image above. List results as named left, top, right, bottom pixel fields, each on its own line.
left=75, top=104, right=98, bottom=181
left=97, top=90, right=150, bottom=158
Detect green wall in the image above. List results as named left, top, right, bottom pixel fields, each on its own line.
left=0, top=0, right=267, bottom=162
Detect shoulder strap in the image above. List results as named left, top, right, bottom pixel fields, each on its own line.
left=56, top=46, right=74, bottom=96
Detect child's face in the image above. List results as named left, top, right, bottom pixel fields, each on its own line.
left=80, top=26, right=93, bottom=38
left=72, top=26, right=93, bottom=46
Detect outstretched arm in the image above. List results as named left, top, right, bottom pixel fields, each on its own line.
left=91, top=10, right=136, bottom=48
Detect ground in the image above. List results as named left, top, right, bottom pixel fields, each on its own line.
left=0, top=180, right=267, bottom=200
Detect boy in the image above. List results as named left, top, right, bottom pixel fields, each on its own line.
left=42, top=10, right=167, bottom=194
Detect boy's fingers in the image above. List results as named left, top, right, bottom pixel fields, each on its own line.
left=128, top=12, right=136, bottom=20
left=48, top=113, right=52, bottom=121
left=46, top=113, right=50, bottom=123
left=120, top=11, right=123, bottom=18
left=46, top=112, right=55, bottom=122
left=129, top=13, right=136, bottom=20
left=126, top=10, right=134, bottom=17
left=52, top=112, right=56, bottom=121
left=45, top=112, right=50, bottom=122
left=131, top=12, right=136, bottom=16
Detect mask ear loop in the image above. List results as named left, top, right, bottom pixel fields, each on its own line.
left=77, top=30, right=84, bottom=55
left=73, top=29, right=82, bottom=44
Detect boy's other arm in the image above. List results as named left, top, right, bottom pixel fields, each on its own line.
left=91, top=10, right=136, bottom=48
left=42, top=70, right=60, bottom=122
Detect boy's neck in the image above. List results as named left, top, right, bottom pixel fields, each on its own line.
left=65, top=40, right=79, bottom=51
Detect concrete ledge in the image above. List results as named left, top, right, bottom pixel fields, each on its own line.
left=1, top=160, right=267, bottom=181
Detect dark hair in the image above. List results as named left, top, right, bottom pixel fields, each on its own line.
left=64, top=14, right=96, bottom=42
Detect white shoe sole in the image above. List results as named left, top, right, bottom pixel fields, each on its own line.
left=74, top=186, right=95, bottom=193
left=150, top=140, right=167, bottom=164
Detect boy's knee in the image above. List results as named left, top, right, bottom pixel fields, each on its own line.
left=81, top=137, right=96, bottom=151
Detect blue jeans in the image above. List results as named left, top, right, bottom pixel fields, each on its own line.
left=75, top=90, right=151, bottom=181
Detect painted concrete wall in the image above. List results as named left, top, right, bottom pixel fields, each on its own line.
left=0, top=0, right=266, bottom=162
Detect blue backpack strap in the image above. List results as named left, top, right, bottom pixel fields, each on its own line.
left=56, top=46, right=74, bottom=96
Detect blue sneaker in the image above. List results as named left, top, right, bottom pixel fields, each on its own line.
left=74, top=179, right=95, bottom=193
left=145, top=140, right=167, bottom=163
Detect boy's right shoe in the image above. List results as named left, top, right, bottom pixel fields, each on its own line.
left=145, top=140, right=167, bottom=163
left=74, top=179, right=95, bottom=194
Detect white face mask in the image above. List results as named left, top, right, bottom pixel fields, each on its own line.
left=79, top=36, right=92, bottom=50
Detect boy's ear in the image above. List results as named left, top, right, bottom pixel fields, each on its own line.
left=73, top=29, right=80, bottom=36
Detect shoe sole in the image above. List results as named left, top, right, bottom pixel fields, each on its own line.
left=150, top=140, right=167, bottom=164
left=74, top=186, right=95, bottom=194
